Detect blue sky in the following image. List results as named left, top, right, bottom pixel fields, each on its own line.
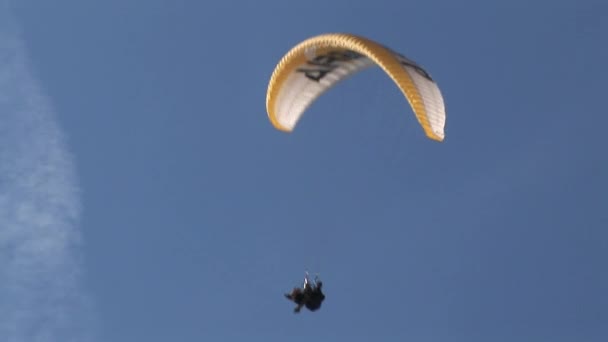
left=2, top=0, right=607, bottom=341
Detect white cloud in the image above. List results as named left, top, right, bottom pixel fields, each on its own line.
left=0, top=5, right=97, bottom=342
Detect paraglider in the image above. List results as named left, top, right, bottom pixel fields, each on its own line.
left=273, top=33, right=447, bottom=315
left=284, top=272, right=325, bottom=313
left=266, top=33, right=447, bottom=141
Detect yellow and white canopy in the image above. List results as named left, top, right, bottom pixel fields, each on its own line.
left=266, top=33, right=446, bottom=141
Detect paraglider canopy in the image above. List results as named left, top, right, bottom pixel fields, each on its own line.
left=266, top=33, right=446, bottom=141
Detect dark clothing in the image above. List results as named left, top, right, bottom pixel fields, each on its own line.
left=285, top=287, right=307, bottom=313
left=285, top=281, right=325, bottom=313
left=304, top=291, right=325, bottom=311
left=305, top=282, right=325, bottom=311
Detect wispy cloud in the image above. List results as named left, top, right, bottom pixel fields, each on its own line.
left=0, top=4, right=97, bottom=342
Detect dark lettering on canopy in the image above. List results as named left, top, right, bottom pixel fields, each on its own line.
left=297, top=50, right=364, bottom=82
left=394, top=53, right=434, bottom=82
